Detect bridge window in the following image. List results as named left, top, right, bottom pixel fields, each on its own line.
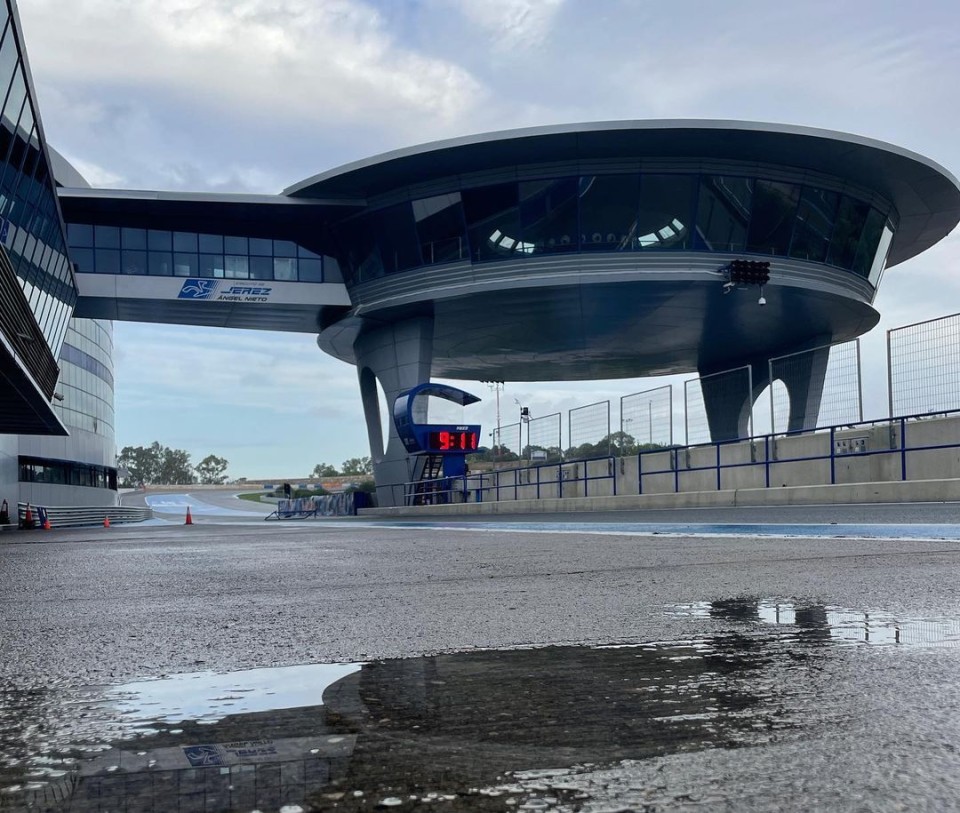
left=148, top=251, right=172, bottom=275
left=273, top=257, right=296, bottom=280
left=224, top=255, right=249, bottom=278
left=121, top=249, right=146, bottom=275
left=199, top=253, right=224, bottom=277
left=249, top=256, right=272, bottom=279
left=249, top=237, right=272, bottom=256
left=174, top=252, right=198, bottom=277
left=198, top=233, right=222, bottom=252
left=95, top=248, right=120, bottom=274
left=67, top=223, right=92, bottom=247
left=94, top=225, right=119, bottom=248
left=173, top=231, right=197, bottom=252
left=224, top=235, right=247, bottom=254
left=147, top=230, right=172, bottom=251
left=298, top=257, right=322, bottom=282
left=121, top=228, right=146, bottom=250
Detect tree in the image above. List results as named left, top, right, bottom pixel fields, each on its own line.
left=159, top=447, right=194, bottom=484
left=196, top=454, right=229, bottom=484
left=341, top=456, right=372, bottom=476
left=312, top=462, right=338, bottom=478
left=117, top=441, right=194, bottom=486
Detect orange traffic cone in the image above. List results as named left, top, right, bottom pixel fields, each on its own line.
left=43, top=517, right=51, bottom=530
left=185, top=507, right=193, bottom=525
left=103, top=515, right=111, bottom=528
left=23, top=503, right=34, bottom=530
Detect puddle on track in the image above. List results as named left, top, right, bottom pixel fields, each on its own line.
left=2, top=600, right=960, bottom=812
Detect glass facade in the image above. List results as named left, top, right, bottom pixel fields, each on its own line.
left=53, top=318, right=115, bottom=439
left=332, top=172, right=895, bottom=287
left=0, top=2, right=76, bottom=359
left=65, top=224, right=341, bottom=284
left=19, top=455, right=117, bottom=489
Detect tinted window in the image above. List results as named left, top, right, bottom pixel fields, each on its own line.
left=249, top=256, right=272, bottom=279
left=298, top=258, right=323, bottom=282
left=696, top=175, right=753, bottom=252
left=462, top=183, right=521, bottom=262
left=375, top=203, right=421, bottom=273
left=121, top=250, right=147, bottom=275
left=637, top=174, right=696, bottom=250
left=148, top=251, right=172, bottom=275
left=94, top=225, right=120, bottom=249
left=852, top=207, right=886, bottom=278
left=173, top=232, right=198, bottom=252
left=789, top=187, right=838, bottom=263
left=826, top=195, right=870, bottom=270
left=579, top=174, right=639, bottom=252
left=173, top=252, right=198, bottom=277
left=520, top=177, right=578, bottom=254
left=122, top=228, right=146, bottom=250
left=747, top=180, right=800, bottom=255
left=413, top=193, right=466, bottom=264
left=147, top=230, right=171, bottom=251
left=94, top=248, right=120, bottom=274
left=67, top=223, right=93, bottom=248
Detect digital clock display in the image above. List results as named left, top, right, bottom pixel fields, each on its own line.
left=426, top=430, right=479, bottom=452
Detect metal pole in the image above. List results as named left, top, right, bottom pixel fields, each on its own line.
left=855, top=338, right=864, bottom=422
left=768, top=358, right=776, bottom=435
left=886, top=328, right=894, bottom=418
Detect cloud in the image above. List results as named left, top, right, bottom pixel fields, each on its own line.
left=21, top=0, right=486, bottom=136
left=454, top=0, right=565, bottom=51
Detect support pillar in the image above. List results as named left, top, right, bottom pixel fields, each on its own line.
left=699, top=344, right=831, bottom=442
left=777, top=345, right=831, bottom=432
left=354, top=317, right=434, bottom=508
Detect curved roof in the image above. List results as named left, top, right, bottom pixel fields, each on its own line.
left=285, top=119, right=960, bottom=268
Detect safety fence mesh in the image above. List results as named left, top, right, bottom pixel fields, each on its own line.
left=888, top=312, right=960, bottom=417
left=567, top=400, right=611, bottom=459
left=526, top=412, right=562, bottom=461
left=492, top=421, right=521, bottom=460
left=620, top=385, right=673, bottom=450
left=768, top=340, right=861, bottom=433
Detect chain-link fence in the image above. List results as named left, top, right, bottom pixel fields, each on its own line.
left=888, top=312, right=960, bottom=417
left=684, top=366, right=753, bottom=444
left=768, top=340, right=862, bottom=433
left=620, top=385, right=673, bottom=450
left=526, top=411, right=562, bottom=461
left=567, top=400, right=611, bottom=459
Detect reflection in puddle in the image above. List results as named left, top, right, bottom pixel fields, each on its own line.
left=671, top=598, right=960, bottom=647
left=1, top=599, right=956, bottom=811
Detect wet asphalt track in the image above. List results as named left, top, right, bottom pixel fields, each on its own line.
left=3, top=494, right=960, bottom=810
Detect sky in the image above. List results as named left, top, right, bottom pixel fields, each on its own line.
left=15, top=0, right=960, bottom=479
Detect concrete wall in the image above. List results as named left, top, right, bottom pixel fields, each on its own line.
left=392, top=414, right=960, bottom=514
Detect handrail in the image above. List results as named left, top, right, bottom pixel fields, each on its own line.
left=16, top=502, right=152, bottom=529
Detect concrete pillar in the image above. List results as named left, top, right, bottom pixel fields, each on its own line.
left=354, top=317, right=434, bottom=508
left=699, top=345, right=830, bottom=442
left=776, top=345, right=831, bottom=433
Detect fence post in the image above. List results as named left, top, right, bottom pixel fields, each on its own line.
left=900, top=417, right=907, bottom=481
left=638, top=451, right=643, bottom=495
left=764, top=435, right=771, bottom=488
left=829, top=426, right=836, bottom=485
left=716, top=443, right=722, bottom=490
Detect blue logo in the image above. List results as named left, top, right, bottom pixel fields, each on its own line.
left=178, top=279, right=220, bottom=300
left=182, top=744, right=224, bottom=767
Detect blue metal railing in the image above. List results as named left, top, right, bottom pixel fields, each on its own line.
left=390, top=409, right=960, bottom=508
